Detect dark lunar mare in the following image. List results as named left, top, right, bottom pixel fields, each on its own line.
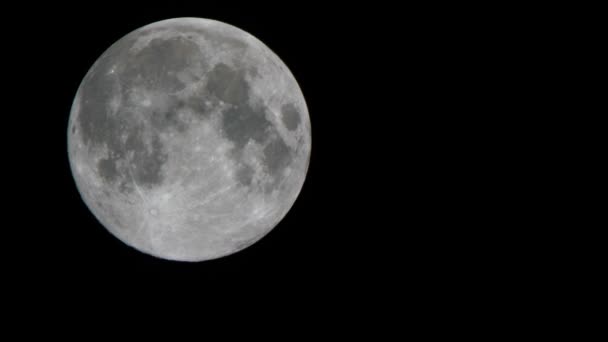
left=120, top=37, right=203, bottom=93
left=77, top=36, right=134, bottom=189
left=77, top=28, right=294, bottom=194
left=281, top=103, right=301, bottom=131
left=77, top=35, right=204, bottom=193
left=204, top=62, right=293, bottom=188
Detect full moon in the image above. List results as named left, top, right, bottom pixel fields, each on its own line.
left=67, top=18, right=311, bottom=262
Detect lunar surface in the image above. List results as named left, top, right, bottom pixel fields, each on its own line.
left=67, top=18, right=311, bottom=261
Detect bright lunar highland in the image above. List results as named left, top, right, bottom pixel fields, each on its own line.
left=67, top=18, right=311, bottom=261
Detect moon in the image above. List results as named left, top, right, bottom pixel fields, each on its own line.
left=67, top=18, right=311, bottom=262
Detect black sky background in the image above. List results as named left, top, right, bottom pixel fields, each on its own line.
left=2, top=3, right=553, bottom=310
left=4, top=4, right=407, bottom=293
